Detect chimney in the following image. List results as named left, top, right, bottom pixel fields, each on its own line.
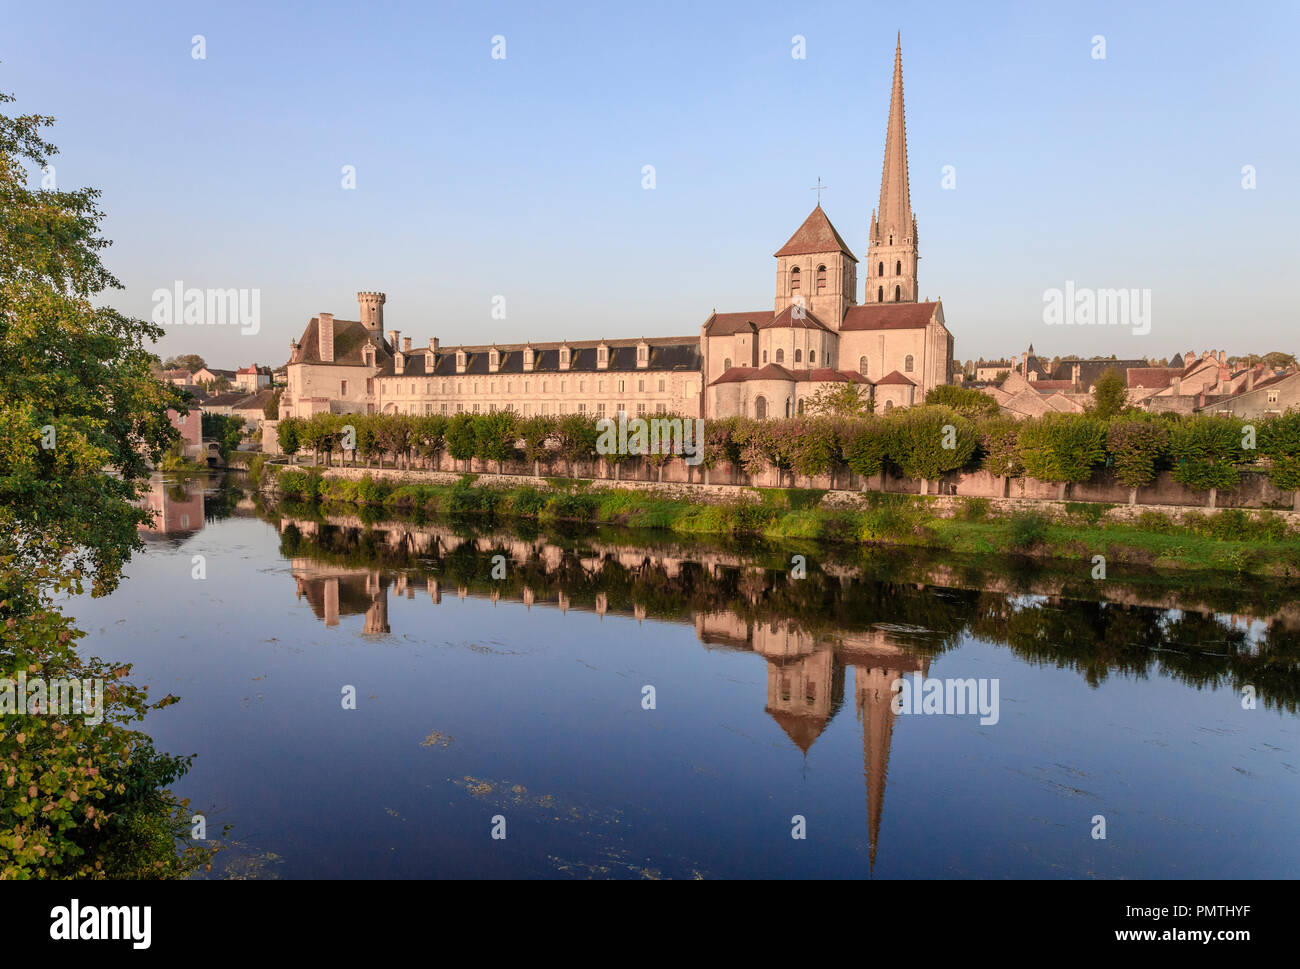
left=1246, top=368, right=1256, bottom=392
left=1218, top=350, right=1226, bottom=364
left=403, top=336, right=412, bottom=352
left=389, top=329, right=401, bottom=354
left=1071, top=362, right=1081, bottom=388
left=318, top=313, right=335, bottom=363
left=429, top=337, right=439, bottom=353
left=1173, top=376, right=1182, bottom=395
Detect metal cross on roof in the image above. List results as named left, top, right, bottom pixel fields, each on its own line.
left=810, top=176, right=828, bottom=205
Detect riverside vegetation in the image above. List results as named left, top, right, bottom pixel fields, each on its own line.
left=258, top=393, right=1300, bottom=578
left=1, top=87, right=218, bottom=877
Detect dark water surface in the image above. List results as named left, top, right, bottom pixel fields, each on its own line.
left=63, top=474, right=1300, bottom=878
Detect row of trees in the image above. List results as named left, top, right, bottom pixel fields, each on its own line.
left=271, top=405, right=1300, bottom=500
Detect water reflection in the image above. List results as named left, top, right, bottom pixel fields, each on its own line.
left=272, top=501, right=1300, bottom=873
left=107, top=475, right=1300, bottom=877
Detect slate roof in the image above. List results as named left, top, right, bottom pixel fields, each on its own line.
left=1048, top=359, right=1144, bottom=385
left=377, top=338, right=702, bottom=379
left=290, top=318, right=392, bottom=367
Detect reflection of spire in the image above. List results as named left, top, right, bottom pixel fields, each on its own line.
left=324, top=578, right=339, bottom=627
left=428, top=579, right=441, bottom=604
left=855, top=666, right=894, bottom=872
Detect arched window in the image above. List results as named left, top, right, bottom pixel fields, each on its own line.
left=789, top=267, right=800, bottom=293
left=754, top=395, right=768, bottom=419
left=723, top=357, right=732, bottom=371
left=816, top=265, right=827, bottom=293
left=784, top=398, right=791, bottom=418
left=904, top=354, right=914, bottom=372
left=877, top=287, right=884, bottom=302
left=884, top=400, right=894, bottom=413
left=859, top=355, right=868, bottom=375
left=894, top=285, right=901, bottom=301
left=762, top=350, right=768, bottom=363
left=877, top=261, right=884, bottom=276
left=895, top=260, right=902, bottom=275
left=809, top=350, right=816, bottom=364
left=775, top=348, right=784, bottom=363
left=794, top=349, right=802, bottom=363
left=797, top=397, right=805, bottom=415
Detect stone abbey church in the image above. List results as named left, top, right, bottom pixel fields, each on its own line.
left=282, top=38, right=953, bottom=424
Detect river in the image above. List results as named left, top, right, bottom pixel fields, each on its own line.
left=61, top=473, right=1300, bottom=878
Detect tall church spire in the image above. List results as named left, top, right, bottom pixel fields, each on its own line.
left=876, top=33, right=912, bottom=238
left=866, top=33, right=919, bottom=304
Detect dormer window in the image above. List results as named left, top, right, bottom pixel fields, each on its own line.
left=596, top=344, right=609, bottom=369
left=636, top=341, right=649, bottom=368
left=456, top=350, right=467, bottom=373
left=489, top=348, right=500, bottom=372
left=559, top=345, right=571, bottom=370
left=362, top=345, right=375, bottom=367
left=523, top=346, right=535, bottom=371
left=789, top=266, right=800, bottom=293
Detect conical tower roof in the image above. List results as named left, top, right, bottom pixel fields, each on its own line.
left=874, top=33, right=913, bottom=241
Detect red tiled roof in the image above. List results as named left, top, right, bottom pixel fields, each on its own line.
left=762, top=304, right=834, bottom=333
left=1027, top=379, right=1075, bottom=391
left=1126, top=367, right=1176, bottom=389
left=705, top=310, right=773, bottom=336
left=840, top=302, right=938, bottom=330
left=773, top=206, right=857, bottom=261
left=874, top=370, right=915, bottom=386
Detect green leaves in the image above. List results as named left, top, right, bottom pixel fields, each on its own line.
left=1168, top=415, right=1247, bottom=492
left=1016, top=413, right=1107, bottom=484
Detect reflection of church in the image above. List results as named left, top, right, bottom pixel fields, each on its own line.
left=288, top=522, right=928, bottom=873
left=698, top=614, right=927, bottom=870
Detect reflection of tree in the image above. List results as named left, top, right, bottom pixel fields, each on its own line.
left=268, top=504, right=1300, bottom=712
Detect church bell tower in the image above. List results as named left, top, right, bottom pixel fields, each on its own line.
left=865, top=34, right=919, bottom=304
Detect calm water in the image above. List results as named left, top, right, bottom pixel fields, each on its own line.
left=62, top=474, right=1300, bottom=878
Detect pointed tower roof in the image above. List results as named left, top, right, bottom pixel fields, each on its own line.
left=774, top=205, right=857, bottom=261
left=874, top=33, right=913, bottom=240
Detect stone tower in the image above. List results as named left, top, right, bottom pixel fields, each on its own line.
left=357, top=291, right=386, bottom=334
left=865, top=35, right=918, bottom=304
left=773, top=206, right=858, bottom=329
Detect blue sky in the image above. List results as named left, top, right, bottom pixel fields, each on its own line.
left=3, top=0, right=1296, bottom=367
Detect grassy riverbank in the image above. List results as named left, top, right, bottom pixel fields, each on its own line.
left=264, top=468, right=1300, bottom=578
